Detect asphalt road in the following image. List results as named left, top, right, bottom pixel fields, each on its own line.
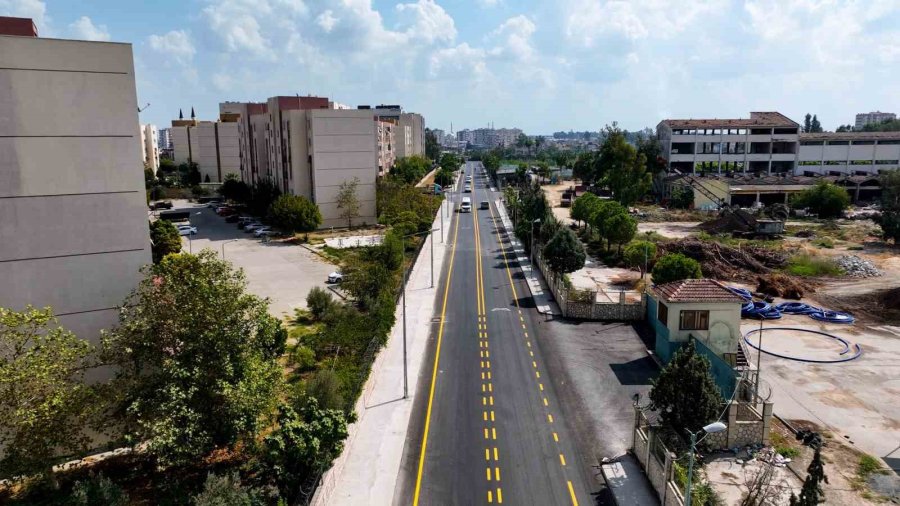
left=396, top=162, right=594, bottom=505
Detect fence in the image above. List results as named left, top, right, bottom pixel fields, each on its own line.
left=535, top=251, right=645, bottom=321
left=632, top=408, right=684, bottom=506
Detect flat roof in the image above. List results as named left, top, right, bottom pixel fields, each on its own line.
left=800, top=131, right=900, bottom=141
left=665, top=173, right=882, bottom=186
left=661, top=112, right=798, bottom=129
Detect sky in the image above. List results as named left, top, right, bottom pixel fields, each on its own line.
left=3, top=0, right=900, bottom=134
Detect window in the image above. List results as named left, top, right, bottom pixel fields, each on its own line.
left=800, top=141, right=824, bottom=146
left=875, top=159, right=899, bottom=165
left=799, top=160, right=823, bottom=166
left=679, top=310, right=709, bottom=330
left=851, top=160, right=873, bottom=165
left=878, top=139, right=900, bottom=145
left=827, top=140, right=849, bottom=145
left=658, top=303, right=668, bottom=325
left=824, top=161, right=843, bottom=165
left=851, top=140, right=875, bottom=145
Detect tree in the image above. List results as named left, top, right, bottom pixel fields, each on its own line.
left=791, top=181, right=850, bottom=219
left=790, top=444, right=828, bottom=505
left=649, top=340, right=724, bottom=435
left=590, top=200, right=627, bottom=249
left=670, top=186, right=694, bottom=209
left=598, top=125, right=652, bottom=206
left=635, top=132, right=666, bottom=175
left=425, top=129, right=441, bottom=161
left=570, top=193, right=600, bottom=228
left=605, top=213, right=638, bottom=254
left=220, top=173, right=251, bottom=202
left=810, top=115, right=822, bottom=133
left=248, top=178, right=281, bottom=216
left=144, top=166, right=157, bottom=188
left=193, top=472, right=266, bottom=506
left=652, top=253, right=702, bottom=285
left=337, top=177, right=362, bottom=229
left=878, top=169, right=900, bottom=243
left=535, top=161, right=551, bottom=183
left=542, top=228, right=586, bottom=274
left=104, top=251, right=286, bottom=466
left=439, top=152, right=461, bottom=173
left=268, top=194, right=322, bottom=234
left=623, top=241, right=657, bottom=277
left=260, top=399, right=351, bottom=502
left=803, top=113, right=812, bottom=134
left=391, top=155, right=431, bottom=184
left=573, top=151, right=597, bottom=184
left=179, top=162, right=202, bottom=186
left=149, top=219, right=182, bottom=263
left=0, top=307, right=98, bottom=481
left=306, top=287, right=335, bottom=321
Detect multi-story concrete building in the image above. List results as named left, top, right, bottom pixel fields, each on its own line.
left=219, top=101, right=266, bottom=181
left=457, top=129, right=474, bottom=144
left=376, top=119, right=396, bottom=177
left=657, top=112, right=800, bottom=175
left=0, top=18, right=151, bottom=354
left=170, top=114, right=241, bottom=183
left=140, top=123, right=160, bottom=173
left=158, top=127, right=173, bottom=159
left=798, top=131, right=900, bottom=176
left=395, top=112, right=425, bottom=159
left=855, top=111, right=896, bottom=130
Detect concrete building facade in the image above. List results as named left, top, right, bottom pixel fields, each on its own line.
left=0, top=23, right=151, bottom=352
left=376, top=119, right=396, bottom=177
left=395, top=112, right=425, bottom=159
left=855, top=111, right=896, bottom=130
left=170, top=117, right=241, bottom=183
left=657, top=112, right=800, bottom=176
left=140, top=123, right=160, bottom=172
left=798, top=131, right=900, bottom=176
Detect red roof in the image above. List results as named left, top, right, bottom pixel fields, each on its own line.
left=652, top=279, right=743, bottom=303
left=0, top=16, right=38, bottom=37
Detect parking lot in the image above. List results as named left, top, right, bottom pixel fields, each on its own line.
left=170, top=201, right=338, bottom=319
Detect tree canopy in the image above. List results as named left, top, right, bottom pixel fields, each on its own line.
left=878, top=169, right=900, bottom=243
left=104, top=251, right=286, bottom=466
left=0, top=307, right=99, bottom=480
left=391, top=155, right=431, bottom=185
left=605, top=213, right=638, bottom=253
left=598, top=125, right=652, bottom=206
left=623, top=240, right=657, bottom=277
left=268, top=194, right=322, bottom=234
left=791, top=181, right=850, bottom=219
left=542, top=228, right=586, bottom=274
left=649, top=340, right=724, bottom=434
left=651, top=253, right=703, bottom=285
left=570, top=193, right=600, bottom=227
left=337, top=177, right=361, bottom=229
left=150, top=220, right=182, bottom=264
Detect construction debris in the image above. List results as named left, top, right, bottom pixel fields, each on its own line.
left=835, top=255, right=881, bottom=278
left=757, top=273, right=806, bottom=300
left=659, top=239, right=788, bottom=282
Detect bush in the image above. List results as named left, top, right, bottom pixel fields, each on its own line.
left=542, top=228, right=586, bottom=274
left=623, top=240, right=658, bottom=276
left=791, top=181, right=850, bottom=219
left=291, top=346, right=317, bottom=372
left=670, top=186, right=694, bottom=209
left=192, top=472, right=268, bottom=506
left=786, top=254, right=843, bottom=277
left=191, top=185, right=210, bottom=197
left=304, top=370, right=345, bottom=411
left=70, top=473, right=129, bottom=506
left=651, top=253, right=702, bottom=285
left=149, top=219, right=182, bottom=263
left=268, top=194, right=322, bottom=234
left=306, top=287, right=335, bottom=321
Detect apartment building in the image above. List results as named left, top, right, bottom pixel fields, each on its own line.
left=855, top=111, right=896, bottom=130
left=395, top=112, right=425, bottom=159
left=0, top=18, right=151, bottom=354
left=170, top=115, right=241, bottom=183
left=140, top=123, right=160, bottom=172
left=219, top=101, right=266, bottom=182
left=657, top=112, right=800, bottom=175
left=376, top=119, right=396, bottom=176
left=798, top=131, right=900, bottom=176
left=158, top=127, right=173, bottom=158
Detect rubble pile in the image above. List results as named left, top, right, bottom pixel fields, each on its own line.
left=757, top=273, right=806, bottom=299
left=835, top=255, right=881, bottom=278
left=659, top=239, right=788, bottom=282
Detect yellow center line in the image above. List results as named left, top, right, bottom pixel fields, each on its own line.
left=567, top=481, right=579, bottom=506
left=553, top=432, right=559, bottom=442
left=497, top=487, right=504, bottom=503
left=485, top=449, right=490, bottom=461
left=547, top=414, right=554, bottom=424
left=559, top=454, right=567, bottom=466
left=494, top=447, right=499, bottom=460
left=412, top=193, right=461, bottom=506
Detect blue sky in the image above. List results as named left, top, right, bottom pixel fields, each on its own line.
left=3, top=0, right=900, bottom=134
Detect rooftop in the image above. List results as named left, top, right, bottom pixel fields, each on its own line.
left=665, top=173, right=882, bottom=186
left=660, top=112, right=798, bottom=129
left=652, top=278, right=744, bottom=303
left=800, top=131, right=900, bottom=141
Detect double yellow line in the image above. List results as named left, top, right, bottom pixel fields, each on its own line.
left=475, top=199, right=502, bottom=504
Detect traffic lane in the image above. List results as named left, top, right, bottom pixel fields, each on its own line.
left=475, top=201, right=594, bottom=505
left=412, top=194, right=491, bottom=505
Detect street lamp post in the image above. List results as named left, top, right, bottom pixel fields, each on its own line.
left=400, top=228, right=440, bottom=399
left=221, top=239, right=238, bottom=259
left=685, top=421, right=727, bottom=506
left=754, top=316, right=764, bottom=402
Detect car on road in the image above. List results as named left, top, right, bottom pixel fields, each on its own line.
left=215, top=206, right=235, bottom=216
left=464, top=184, right=472, bottom=192
left=460, top=197, right=472, bottom=213
left=327, top=272, right=343, bottom=284
left=205, top=200, right=223, bottom=208
left=253, top=227, right=277, bottom=237
left=225, top=214, right=240, bottom=223
left=480, top=201, right=489, bottom=210
left=177, top=225, right=197, bottom=236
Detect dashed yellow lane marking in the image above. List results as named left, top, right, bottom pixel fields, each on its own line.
left=547, top=414, right=554, bottom=423
left=532, top=361, right=538, bottom=368
left=492, top=427, right=497, bottom=440
left=494, top=447, right=499, bottom=460
left=559, top=454, right=567, bottom=466
left=490, top=411, right=495, bottom=421
left=489, top=396, right=494, bottom=405
left=488, top=490, right=493, bottom=503
left=539, top=383, right=544, bottom=391
left=553, top=432, right=559, bottom=442
left=489, top=383, right=493, bottom=392
left=486, top=360, right=491, bottom=368
left=567, top=481, right=578, bottom=506
left=494, top=467, right=501, bottom=481
left=529, top=350, right=534, bottom=357
left=535, top=371, right=540, bottom=379
left=486, top=468, right=491, bottom=481
left=487, top=371, right=491, bottom=379
left=485, top=449, right=490, bottom=461
left=497, top=488, right=503, bottom=503
left=484, top=428, right=489, bottom=439
left=483, top=411, right=488, bottom=421
left=543, top=398, right=549, bottom=406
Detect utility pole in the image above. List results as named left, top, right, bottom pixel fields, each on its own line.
left=402, top=265, right=408, bottom=399
left=755, top=317, right=764, bottom=402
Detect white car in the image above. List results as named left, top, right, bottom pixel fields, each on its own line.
left=177, top=225, right=197, bottom=236
left=206, top=201, right=222, bottom=208
left=254, top=227, right=276, bottom=237
left=464, top=184, right=472, bottom=192
left=328, top=272, right=343, bottom=284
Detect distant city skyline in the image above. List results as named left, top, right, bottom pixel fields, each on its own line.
left=3, top=0, right=899, bottom=133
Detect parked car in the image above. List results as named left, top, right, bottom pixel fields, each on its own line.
left=253, top=227, right=276, bottom=237
left=206, top=200, right=223, bottom=208
left=150, top=201, right=173, bottom=210
left=244, top=222, right=265, bottom=232
left=177, top=225, right=197, bottom=236
left=225, top=214, right=240, bottom=223
left=215, top=206, right=233, bottom=216
left=480, top=201, right=489, bottom=210
left=327, top=272, right=343, bottom=284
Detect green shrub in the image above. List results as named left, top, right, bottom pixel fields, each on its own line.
left=306, top=287, right=335, bottom=321
left=304, top=370, right=345, bottom=411
left=857, top=454, right=886, bottom=480
left=192, top=472, right=268, bottom=505
left=786, top=254, right=843, bottom=277
left=776, top=445, right=800, bottom=459
left=191, top=185, right=210, bottom=197
left=69, top=473, right=129, bottom=506
left=291, top=345, right=317, bottom=372
left=651, top=253, right=702, bottom=285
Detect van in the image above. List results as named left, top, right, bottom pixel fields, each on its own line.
left=460, top=197, right=472, bottom=213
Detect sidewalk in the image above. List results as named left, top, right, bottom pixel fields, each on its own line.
left=311, top=199, right=454, bottom=506
left=493, top=199, right=561, bottom=316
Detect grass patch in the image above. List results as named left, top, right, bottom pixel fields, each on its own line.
left=814, top=237, right=835, bottom=248
left=769, top=431, right=801, bottom=459
left=857, top=455, right=887, bottom=480
left=847, top=244, right=865, bottom=251
left=786, top=254, right=843, bottom=277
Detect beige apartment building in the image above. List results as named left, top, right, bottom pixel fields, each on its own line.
left=170, top=115, right=240, bottom=183
left=0, top=19, right=151, bottom=352
left=395, top=112, right=425, bottom=159
left=140, top=123, right=160, bottom=173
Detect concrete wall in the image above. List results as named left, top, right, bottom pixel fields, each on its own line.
left=659, top=300, right=741, bottom=357
left=0, top=35, right=150, bottom=356
left=310, top=109, right=378, bottom=228
left=396, top=112, right=424, bottom=159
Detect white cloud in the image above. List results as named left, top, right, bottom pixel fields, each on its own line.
left=316, top=10, right=337, bottom=32
left=203, top=1, right=272, bottom=57
left=68, top=16, right=109, bottom=41
left=477, top=0, right=500, bottom=7
left=396, top=0, right=456, bottom=44
left=565, top=0, right=723, bottom=46
left=0, top=0, right=49, bottom=33
left=147, top=30, right=196, bottom=65
left=429, top=42, right=488, bottom=79
left=489, top=15, right=536, bottom=61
